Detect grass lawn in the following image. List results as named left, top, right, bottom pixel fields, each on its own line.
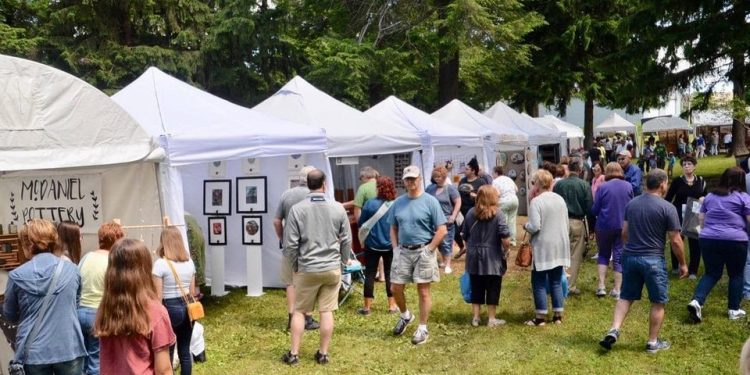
left=638, top=154, right=737, bottom=181
left=191, top=155, right=743, bottom=374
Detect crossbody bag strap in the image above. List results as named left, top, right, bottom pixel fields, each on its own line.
left=165, top=259, right=195, bottom=306
left=361, top=201, right=392, bottom=231
left=21, top=259, right=64, bottom=363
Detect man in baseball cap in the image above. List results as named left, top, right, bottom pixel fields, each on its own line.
left=388, top=165, right=447, bottom=345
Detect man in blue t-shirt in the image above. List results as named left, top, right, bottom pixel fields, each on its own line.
left=617, top=150, right=643, bottom=196
left=389, top=165, right=447, bottom=346
left=599, top=169, right=687, bottom=354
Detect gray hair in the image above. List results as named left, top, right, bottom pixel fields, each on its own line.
left=299, top=166, right=316, bottom=186
left=360, top=166, right=379, bottom=179
left=646, top=169, right=668, bottom=190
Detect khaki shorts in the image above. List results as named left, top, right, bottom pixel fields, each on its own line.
left=391, top=246, right=440, bottom=284
left=293, top=269, right=342, bottom=313
left=281, top=255, right=294, bottom=285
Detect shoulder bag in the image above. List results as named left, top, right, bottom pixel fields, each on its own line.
left=165, top=259, right=204, bottom=321
left=357, top=201, right=392, bottom=247
left=8, top=259, right=64, bottom=375
left=515, top=232, right=533, bottom=268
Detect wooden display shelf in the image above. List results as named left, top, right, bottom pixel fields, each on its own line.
left=0, top=234, right=24, bottom=271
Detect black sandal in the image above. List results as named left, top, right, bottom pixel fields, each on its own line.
left=552, top=315, right=563, bottom=324
left=524, top=318, right=546, bottom=326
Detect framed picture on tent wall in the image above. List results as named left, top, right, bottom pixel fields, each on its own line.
left=207, top=216, right=227, bottom=246
left=203, top=180, right=232, bottom=215
left=242, top=216, right=263, bottom=245
left=236, top=177, right=267, bottom=213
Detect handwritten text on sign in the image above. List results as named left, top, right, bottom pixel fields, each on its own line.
left=2, top=174, right=103, bottom=233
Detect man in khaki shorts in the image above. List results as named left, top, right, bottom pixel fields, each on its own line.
left=389, top=165, right=447, bottom=345
left=282, top=169, right=352, bottom=365
left=273, top=166, right=320, bottom=330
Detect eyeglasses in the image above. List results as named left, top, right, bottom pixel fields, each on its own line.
left=617, top=157, right=627, bottom=161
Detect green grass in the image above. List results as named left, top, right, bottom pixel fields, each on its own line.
left=637, top=154, right=736, bottom=181
left=194, top=243, right=747, bottom=374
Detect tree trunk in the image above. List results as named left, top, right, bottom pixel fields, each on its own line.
left=524, top=103, right=539, bottom=117
left=730, top=54, right=748, bottom=157
left=584, top=94, right=594, bottom=149
left=436, top=0, right=458, bottom=107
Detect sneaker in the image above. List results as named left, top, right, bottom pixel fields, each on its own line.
left=444, top=266, right=453, bottom=274
left=590, top=253, right=599, bottom=259
left=305, top=315, right=320, bottom=330
left=609, top=290, right=620, bottom=299
left=487, top=318, right=506, bottom=327
left=471, top=317, right=481, bottom=327
left=687, top=300, right=702, bottom=323
left=645, top=338, right=671, bottom=353
left=411, top=328, right=429, bottom=345
left=688, top=274, right=697, bottom=280
left=281, top=351, right=300, bottom=366
left=599, top=328, right=620, bottom=350
left=314, top=350, right=329, bottom=365
left=595, top=288, right=606, bottom=298
left=357, top=308, right=371, bottom=316
left=392, top=313, right=415, bottom=336
left=729, top=309, right=747, bottom=320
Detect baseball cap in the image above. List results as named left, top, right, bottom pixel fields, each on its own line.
left=617, top=150, right=631, bottom=157
left=402, top=165, right=421, bottom=179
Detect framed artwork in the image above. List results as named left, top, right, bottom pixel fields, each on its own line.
left=236, top=177, right=267, bottom=213
left=207, top=216, right=227, bottom=246
left=288, top=174, right=303, bottom=189
left=242, top=216, right=263, bottom=245
left=287, top=154, right=306, bottom=171
left=208, top=160, right=227, bottom=177
left=241, top=157, right=261, bottom=175
left=203, top=180, right=232, bottom=215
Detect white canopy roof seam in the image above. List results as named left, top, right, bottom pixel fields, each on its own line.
left=254, top=76, right=422, bottom=157
left=484, top=101, right=565, bottom=145
left=0, top=54, right=159, bottom=171
left=642, top=116, right=691, bottom=133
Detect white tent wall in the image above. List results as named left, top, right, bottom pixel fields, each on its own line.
left=0, top=162, right=163, bottom=252
left=178, top=152, right=331, bottom=288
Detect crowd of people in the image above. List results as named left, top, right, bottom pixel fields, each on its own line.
left=274, top=140, right=750, bottom=366
left=4, top=219, right=198, bottom=374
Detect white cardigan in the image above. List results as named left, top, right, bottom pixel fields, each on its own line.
left=524, top=191, right=571, bottom=271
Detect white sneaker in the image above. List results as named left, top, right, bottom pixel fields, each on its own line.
left=688, top=274, right=697, bottom=280
left=444, top=266, right=453, bottom=274
left=729, top=309, right=746, bottom=320
left=687, top=300, right=702, bottom=323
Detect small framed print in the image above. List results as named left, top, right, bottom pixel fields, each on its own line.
left=203, top=180, right=232, bottom=215
left=242, top=216, right=263, bottom=245
left=207, top=217, right=227, bottom=246
left=288, top=174, right=303, bottom=189
left=288, top=154, right=306, bottom=171
left=236, top=177, right=267, bottom=213
left=209, top=161, right=227, bottom=177
left=241, top=157, right=261, bottom=175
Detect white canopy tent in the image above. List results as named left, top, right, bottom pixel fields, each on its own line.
left=0, top=54, right=164, bottom=253
left=366, top=96, right=484, bottom=182
left=484, top=101, right=566, bottom=148
left=595, top=113, right=637, bottom=135
left=642, top=116, right=691, bottom=133
left=113, top=67, right=330, bottom=290
left=535, top=115, right=585, bottom=151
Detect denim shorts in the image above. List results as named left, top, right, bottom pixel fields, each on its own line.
left=620, top=255, right=669, bottom=303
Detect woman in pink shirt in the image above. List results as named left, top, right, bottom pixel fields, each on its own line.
left=591, top=162, right=606, bottom=198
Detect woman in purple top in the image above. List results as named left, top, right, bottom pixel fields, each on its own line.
left=687, top=167, right=750, bottom=323
left=591, top=162, right=633, bottom=299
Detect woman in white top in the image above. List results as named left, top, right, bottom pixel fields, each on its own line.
left=492, top=165, right=519, bottom=246
left=153, top=227, right=197, bottom=375
left=523, top=170, right=571, bottom=326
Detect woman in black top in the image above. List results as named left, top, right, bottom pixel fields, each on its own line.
left=454, top=157, right=489, bottom=259
left=664, top=155, right=707, bottom=278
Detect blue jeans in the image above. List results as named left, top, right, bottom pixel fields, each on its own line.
left=438, top=223, right=455, bottom=258
left=531, top=266, right=564, bottom=314
left=744, top=242, right=750, bottom=298
left=164, top=297, right=194, bottom=375
left=77, top=307, right=99, bottom=375
left=620, top=255, right=669, bottom=303
left=25, top=357, right=84, bottom=375
left=693, top=238, right=747, bottom=310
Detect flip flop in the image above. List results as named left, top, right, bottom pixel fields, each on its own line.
left=524, top=318, right=546, bottom=326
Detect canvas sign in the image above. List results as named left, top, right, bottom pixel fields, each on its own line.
left=1, top=174, right=103, bottom=233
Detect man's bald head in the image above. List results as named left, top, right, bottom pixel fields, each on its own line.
left=307, top=169, right=326, bottom=191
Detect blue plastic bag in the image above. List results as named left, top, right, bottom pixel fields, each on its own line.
left=460, top=272, right=472, bottom=303
left=544, top=272, right=569, bottom=298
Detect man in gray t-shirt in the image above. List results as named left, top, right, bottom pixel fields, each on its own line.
left=599, top=169, right=687, bottom=354
left=273, top=166, right=318, bottom=331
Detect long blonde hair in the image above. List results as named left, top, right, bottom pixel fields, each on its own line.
left=474, top=185, right=499, bottom=221
left=95, top=239, right=157, bottom=337
left=157, top=226, right=189, bottom=262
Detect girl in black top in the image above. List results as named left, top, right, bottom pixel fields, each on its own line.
left=664, top=155, right=707, bottom=277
